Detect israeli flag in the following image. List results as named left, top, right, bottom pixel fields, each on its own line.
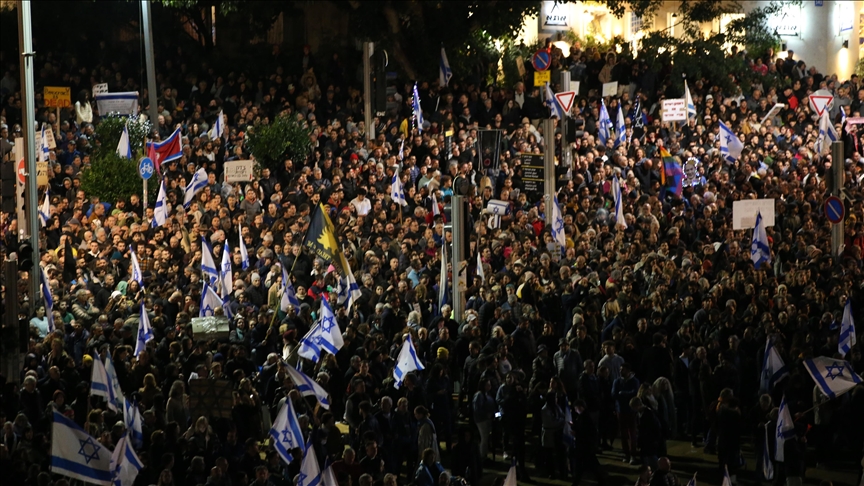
left=721, top=465, right=732, bottom=486
left=298, top=298, right=343, bottom=361
left=103, top=353, right=126, bottom=412
left=816, top=109, right=839, bottom=156
left=133, top=302, right=153, bottom=358
left=285, top=365, right=330, bottom=409
left=438, top=243, right=448, bottom=314
left=336, top=252, right=361, bottom=315
left=803, top=356, right=863, bottom=399
left=220, top=243, right=233, bottom=300
left=750, top=211, right=771, bottom=269
left=439, top=46, right=452, bottom=87
left=269, top=398, right=306, bottom=464
left=685, top=80, right=696, bottom=120
left=152, top=180, right=168, bottom=228
left=839, top=298, right=857, bottom=356
left=116, top=124, right=133, bottom=159
left=297, top=438, right=322, bottom=486
left=123, top=399, right=143, bottom=450
left=612, top=176, right=626, bottom=229
left=390, top=172, right=407, bottom=207
left=238, top=223, right=250, bottom=270
left=413, top=82, right=424, bottom=133
left=200, top=237, right=220, bottom=285
left=598, top=100, right=613, bottom=145
left=775, top=395, right=795, bottom=462
left=200, top=281, right=225, bottom=318
left=281, top=264, right=300, bottom=312
left=718, top=121, right=743, bottom=163
left=393, top=334, right=424, bottom=389
left=110, top=432, right=143, bottom=486
left=616, top=104, right=627, bottom=147
left=476, top=250, right=485, bottom=282
left=50, top=411, right=113, bottom=485
left=39, top=189, right=51, bottom=227
left=90, top=353, right=121, bottom=413
left=760, top=336, right=788, bottom=393
left=485, top=199, right=508, bottom=229
left=431, top=191, right=440, bottom=217
left=40, top=265, right=55, bottom=334
left=686, top=473, right=697, bottom=486
left=550, top=195, right=566, bottom=250
left=209, top=110, right=225, bottom=141
left=762, top=426, right=774, bottom=481
left=130, top=247, right=143, bottom=286
left=321, top=465, right=338, bottom=486
left=544, top=82, right=564, bottom=119
left=38, top=123, right=51, bottom=163
left=183, top=168, right=209, bottom=208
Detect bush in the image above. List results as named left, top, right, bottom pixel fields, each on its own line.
left=94, top=115, right=151, bottom=159
left=80, top=151, right=153, bottom=204
left=245, top=113, right=313, bottom=171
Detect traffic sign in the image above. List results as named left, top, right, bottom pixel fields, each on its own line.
left=531, top=50, right=551, bottom=71
left=554, top=91, right=576, bottom=113
left=809, top=89, right=834, bottom=116
left=825, top=195, right=844, bottom=224
left=17, top=158, right=26, bottom=185
left=533, top=70, right=551, bottom=87
left=138, top=157, right=155, bottom=180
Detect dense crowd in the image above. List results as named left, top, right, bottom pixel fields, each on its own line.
left=1, top=38, right=863, bottom=486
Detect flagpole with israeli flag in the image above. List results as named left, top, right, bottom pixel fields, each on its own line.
left=298, top=298, right=343, bottom=362
left=90, top=353, right=119, bottom=412
left=38, top=188, right=50, bottom=227
left=200, top=237, right=220, bottom=286
left=718, top=120, right=743, bottom=163
left=439, top=44, right=452, bottom=87
left=336, top=251, right=361, bottom=315
left=762, top=426, right=774, bottom=481
left=476, top=250, right=485, bottom=282
left=220, top=241, right=233, bottom=300
left=750, top=211, right=771, bottom=269
left=238, top=223, right=250, bottom=270
left=760, top=336, right=789, bottom=393
left=50, top=411, right=113, bottom=485
left=130, top=246, right=143, bottom=286
left=152, top=179, right=168, bottom=228
left=686, top=472, right=697, bottom=486
left=280, top=263, right=301, bottom=312
left=134, top=301, right=153, bottom=358
left=685, top=79, right=696, bottom=121
left=816, top=109, right=839, bottom=156
left=612, top=175, right=626, bottom=229
left=209, top=110, right=225, bottom=140
left=297, top=438, right=322, bottom=486
left=390, top=171, right=408, bottom=208
left=393, top=334, right=424, bottom=389
left=110, top=432, right=143, bottom=486
left=598, top=99, right=613, bottom=145
left=775, top=395, right=795, bottom=462
left=413, top=82, right=424, bottom=134
left=549, top=194, right=566, bottom=252
left=616, top=104, right=627, bottom=147
left=123, top=398, right=144, bottom=450
left=839, top=297, right=856, bottom=357
left=269, top=398, right=306, bottom=464
left=183, top=167, right=209, bottom=208
left=200, top=280, right=226, bottom=318
left=544, top=82, right=564, bottom=119
left=285, top=364, right=331, bottom=409
left=117, top=122, right=133, bottom=159
left=38, top=123, right=50, bottom=163
left=802, top=356, right=863, bottom=400
left=40, top=265, right=55, bottom=334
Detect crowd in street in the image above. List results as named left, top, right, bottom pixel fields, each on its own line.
left=0, top=38, right=863, bottom=486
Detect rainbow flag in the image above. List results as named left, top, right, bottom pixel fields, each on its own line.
left=659, top=147, right=683, bottom=198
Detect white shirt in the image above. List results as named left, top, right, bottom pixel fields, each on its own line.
left=350, top=197, right=372, bottom=216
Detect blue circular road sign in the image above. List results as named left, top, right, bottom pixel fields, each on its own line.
left=825, top=195, right=844, bottom=225
left=531, top=50, right=551, bottom=71
left=138, top=157, right=155, bottom=180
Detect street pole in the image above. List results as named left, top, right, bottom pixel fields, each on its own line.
left=450, top=195, right=466, bottom=321
left=543, top=117, right=556, bottom=212
left=831, top=141, right=844, bottom=256
left=362, top=41, right=374, bottom=144
left=141, top=0, right=160, bottom=127
left=18, top=0, right=39, bottom=308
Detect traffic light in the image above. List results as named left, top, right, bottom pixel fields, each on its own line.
left=1, top=159, right=16, bottom=214
left=18, top=240, right=34, bottom=271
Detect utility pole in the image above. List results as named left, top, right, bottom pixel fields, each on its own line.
left=450, top=195, right=466, bottom=321
left=362, top=41, right=374, bottom=144
left=543, top=117, right=556, bottom=218
left=831, top=141, right=844, bottom=256
left=18, top=0, right=39, bottom=307
left=141, top=0, right=160, bottom=127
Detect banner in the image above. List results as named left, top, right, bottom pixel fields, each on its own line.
left=95, top=92, right=139, bottom=116
left=223, top=159, right=255, bottom=182
left=661, top=99, right=687, bottom=122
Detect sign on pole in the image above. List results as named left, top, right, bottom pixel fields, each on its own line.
left=223, top=159, right=255, bottom=183
left=533, top=70, right=551, bottom=87
left=43, top=87, right=71, bottom=108
left=824, top=196, right=844, bottom=225
left=661, top=99, right=687, bottom=122
left=520, top=153, right=545, bottom=201
left=808, top=89, right=834, bottom=116
left=531, top=50, right=551, bottom=71
left=138, top=157, right=155, bottom=180
left=554, top=91, right=576, bottom=113
left=732, top=199, right=776, bottom=230
left=759, top=103, right=786, bottom=126
left=602, top=82, right=618, bottom=97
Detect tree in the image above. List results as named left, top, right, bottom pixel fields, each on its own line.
left=80, top=116, right=154, bottom=204
left=245, top=113, right=313, bottom=171
left=158, top=0, right=284, bottom=51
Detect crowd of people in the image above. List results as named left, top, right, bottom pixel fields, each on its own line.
left=1, top=35, right=863, bottom=486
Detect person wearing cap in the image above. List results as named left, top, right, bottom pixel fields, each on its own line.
left=554, top=337, right=583, bottom=400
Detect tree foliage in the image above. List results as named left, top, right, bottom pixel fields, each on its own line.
left=80, top=152, right=151, bottom=205
left=94, top=116, right=152, bottom=159
left=158, top=0, right=284, bottom=50
left=245, top=113, right=313, bottom=171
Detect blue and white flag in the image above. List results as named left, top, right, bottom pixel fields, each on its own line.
left=134, top=302, right=153, bottom=358
left=390, top=172, right=407, bottom=207
left=297, top=438, right=322, bottom=486
left=40, top=265, right=55, bottom=334
left=321, top=464, right=338, bottom=486
left=476, top=250, right=485, bottom=282
left=209, top=110, right=225, bottom=141
left=816, top=110, right=839, bottom=156
left=686, top=473, right=697, bottom=486
left=486, top=199, right=508, bottom=229
left=718, top=121, right=743, bottom=163
left=412, top=82, right=424, bottom=133
left=51, top=411, right=113, bottom=485
left=238, top=223, right=250, bottom=270
left=721, top=465, right=732, bottom=486
left=116, top=123, right=132, bottom=159
left=200, top=238, right=220, bottom=285
left=439, top=46, right=452, bottom=87
left=298, top=298, right=343, bottom=361
left=760, top=336, right=788, bottom=392
left=183, top=168, right=209, bottom=208
left=200, top=281, right=225, bottom=318
left=90, top=353, right=120, bottom=412
left=269, top=398, right=306, bottom=464
left=152, top=180, right=168, bottom=228
left=685, top=80, right=696, bottom=120
left=803, top=356, right=863, bottom=399
left=38, top=123, right=51, bottom=163
left=544, top=82, right=564, bottom=119
left=281, top=263, right=300, bottom=312
left=103, top=353, right=126, bottom=411
left=438, top=243, right=448, bottom=314
left=839, top=298, right=857, bottom=356
left=612, top=176, right=626, bottom=229
left=220, top=243, right=233, bottom=300
left=336, top=252, right=361, bottom=315
left=393, top=334, right=424, bottom=389
left=130, top=247, right=143, bottom=286
left=762, top=426, right=774, bottom=480
left=39, top=189, right=51, bottom=227
left=123, top=399, right=143, bottom=450
left=598, top=100, right=613, bottom=146
left=616, top=104, right=627, bottom=147
left=110, top=432, right=143, bottom=486
left=431, top=191, right=440, bottom=217
left=550, top=195, right=566, bottom=250
left=750, top=211, right=771, bottom=269
left=285, top=365, right=330, bottom=409
left=775, top=395, right=795, bottom=462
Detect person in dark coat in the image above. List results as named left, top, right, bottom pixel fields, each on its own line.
left=630, top=396, right=663, bottom=470
left=449, top=427, right=482, bottom=486
left=640, top=333, right=674, bottom=384
left=716, top=395, right=743, bottom=480
left=570, top=399, right=607, bottom=486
